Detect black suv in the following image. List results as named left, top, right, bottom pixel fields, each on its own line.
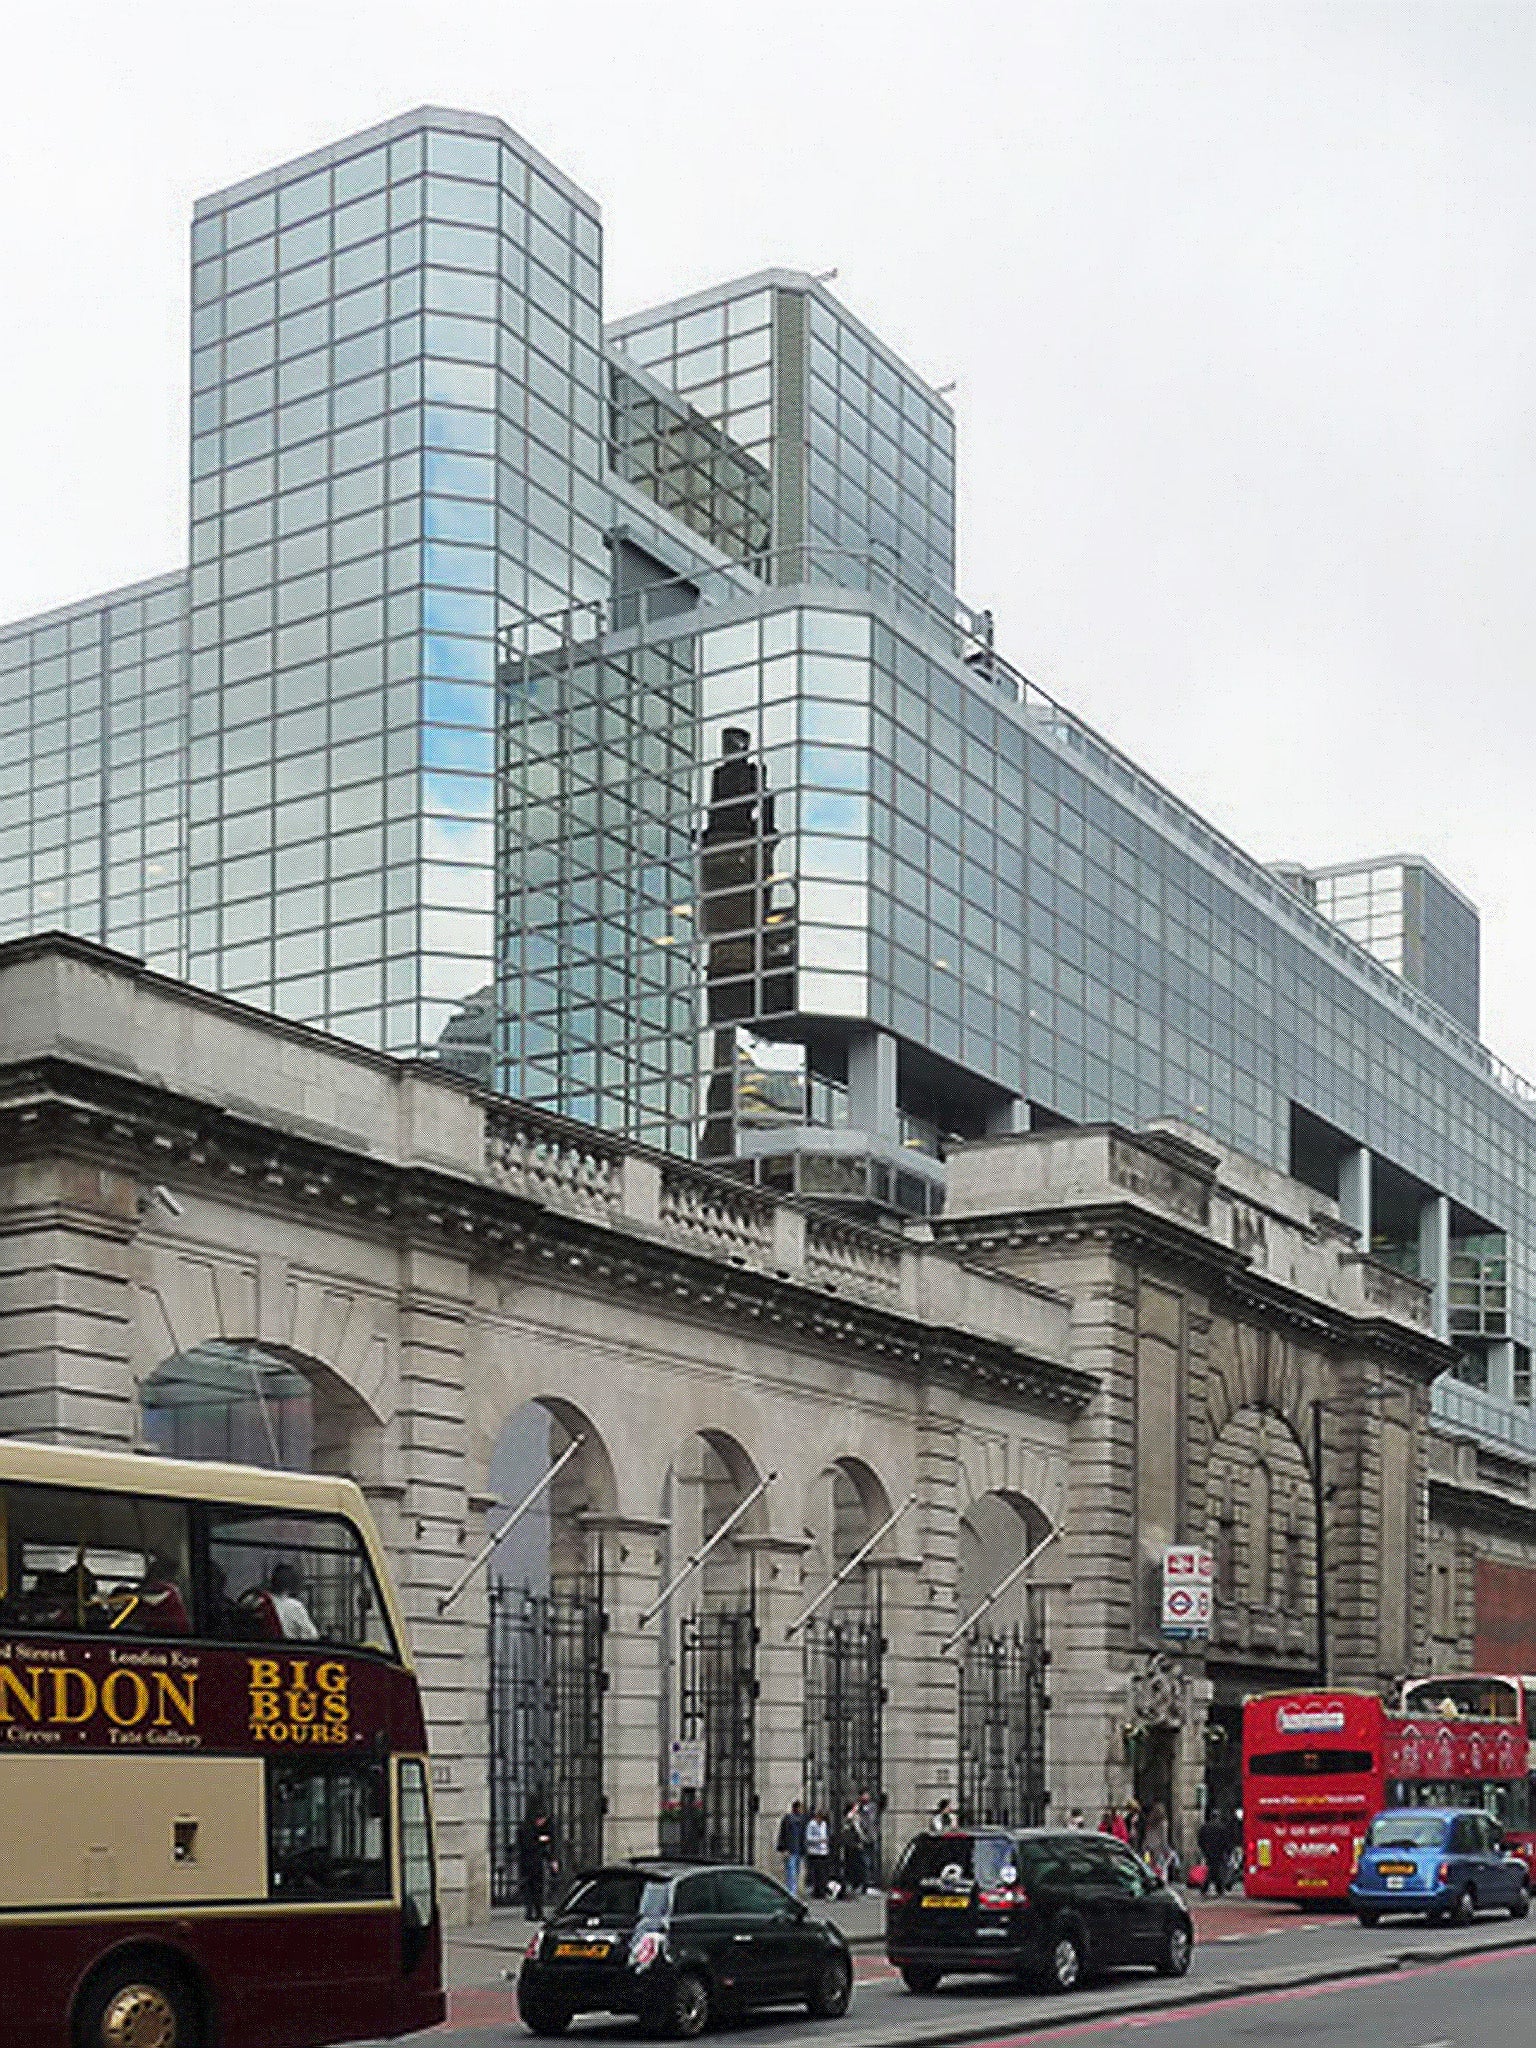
left=886, top=1827, right=1193, bottom=1994
left=518, top=1861, right=854, bottom=2037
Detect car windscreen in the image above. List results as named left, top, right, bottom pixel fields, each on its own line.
left=1366, top=1814, right=1447, bottom=1850
left=893, top=1834, right=1015, bottom=1887
left=554, top=1871, right=669, bottom=1922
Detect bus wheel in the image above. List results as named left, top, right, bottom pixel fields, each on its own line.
left=78, top=1963, right=199, bottom=2048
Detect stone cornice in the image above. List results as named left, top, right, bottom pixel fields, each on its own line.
left=937, top=1200, right=1451, bottom=1385
left=0, top=1053, right=1097, bottom=1421
left=1428, top=1473, right=1536, bottom=1541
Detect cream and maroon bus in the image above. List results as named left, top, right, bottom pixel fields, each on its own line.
left=0, top=1439, right=444, bottom=2048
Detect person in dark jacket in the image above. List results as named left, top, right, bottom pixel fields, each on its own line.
left=516, top=1805, right=557, bottom=1921
left=776, top=1798, right=806, bottom=1897
left=1196, top=1808, right=1231, bottom=1895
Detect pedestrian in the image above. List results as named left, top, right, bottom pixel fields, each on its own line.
left=1142, top=1802, right=1172, bottom=1883
left=928, top=1795, right=954, bottom=1832
left=1097, top=1808, right=1117, bottom=1836
left=1124, top=1798, right=1143, bottom=1850
left=1067, top=1807, right=1086, bottom=1829
left=1196, top=1808, right=1228, bottom=1896
left=856, top=1790, right=881, bottom=1890
left=516, top=1804, right=557, bottom=1922
left=841, top=1802, right=865, bottom=1897
left=776, top=1798, right=806, bottom=1897
left=1108, top=1805, right=1132, bottom=1844
left=806, top=1808, right=832, bottom=1897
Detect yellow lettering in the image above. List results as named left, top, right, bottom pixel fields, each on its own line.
left=322, top=1693, right=349, bottom=1726
left=153, top=1670, right=197, bottom=1729
left=316, top=1662, right=347, bottom=1694
left=288, top=1690, right=316, bottom=1724
left=0, top=1665, right=44, bottom=1724
left=248, top=1659, right=281, bottom=1691
left=101, top=1669, right=149, bottom=1728
left=249, top=1690, right=280, bottom=1724
left=288, top=1660, right=309, bottom=1691
left=51, top=1667, right=97, bottom=1726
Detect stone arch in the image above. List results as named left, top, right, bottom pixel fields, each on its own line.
left=801, top=1454, right=896, bottom=1611
left=139, top=1338, right=385, bottom=1484
left=1206, top=1402, right=1317, bottom=1651
left=483, top=1394, right=619, bottom=1593
left=660, top=1426, right=767, bottom=1611
left=957, top=1486, right=1053, bottom=1633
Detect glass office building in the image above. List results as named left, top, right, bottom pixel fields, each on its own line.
left=2, top=106, right=1535, bottom=1455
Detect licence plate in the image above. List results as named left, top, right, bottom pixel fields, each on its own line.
left=1377, top=1863, right=1415, bottom=1876
left=1385, top=1877, right=1405, bottom=1891
left=554, top=1941, right=611, bottom=1959
left=921, top=1896, right=970, bottom=1909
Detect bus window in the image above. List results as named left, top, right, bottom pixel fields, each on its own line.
left=208, top=1505, right=396, bottom=1655
left=399, top=1759, right=437, bottom=1972
left=268, top=1757, right=390, bottom=1899
left=1403, top=1676, right=1520, bottom=1722
left=0, top=1481, right=191, bottom=1635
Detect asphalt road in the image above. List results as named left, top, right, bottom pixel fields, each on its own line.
left=401, top=1906, right=1536, bottom=2048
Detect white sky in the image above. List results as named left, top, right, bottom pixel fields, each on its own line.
left=4, top=2, right=1534, bottom=1071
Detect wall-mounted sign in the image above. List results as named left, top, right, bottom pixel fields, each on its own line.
left=1160, top=1545, right=1212, bottom=1639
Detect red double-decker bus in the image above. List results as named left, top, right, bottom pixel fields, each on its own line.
left=0, top=1439, right=445, bottom=2048
left=1242, top=1689, right=1528, bottom=1902
left=1402, top=1672, right=1536, bottom=1871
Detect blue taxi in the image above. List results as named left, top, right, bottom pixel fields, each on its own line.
left=1349, top=1807, right=1530, bottom=1926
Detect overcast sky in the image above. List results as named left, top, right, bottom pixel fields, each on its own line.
left=4, top=2, right=1534, bottom=1072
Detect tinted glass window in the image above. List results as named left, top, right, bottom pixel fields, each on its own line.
left=1450, top=1815, right=1480, bottom=1854
left=1105, top=1849, right=1154, bottom=1895
left=1015, top=1839, right=1075, bottom=1886
left=558, top=1871, right=666, bottom=1922
left=0, top=1482, right=191, bottom=1637
left=268, top=1757, right=388, bottom=1898
left=1249, top=1749, right=1374, bottom=1777
left=672, top=1873, right=718, bottom=1914
left=892, top=1833, right=1013, bottom=1887
left=717, top=1869, right=788, bottom=1915
left=207, top=1505, right=395, bottom=1654
left=1403, top=1678, right=1520, bottom=1723
left=399, top=1758, right=436, bottom=1970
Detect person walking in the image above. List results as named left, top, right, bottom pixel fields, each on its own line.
left=776, top=1798, right=806, bottom=1897
left=1196, top=1807, right=1226, bottom=1896
left=516, top=1804, right=557, bottom=1922
left=1107, top=1805, right=1132, bottom=1844
left=840, top=1803, right=865, bottom=1897
left=928, top=1795, right=954, bottom=1832
left=1142, top=1802, right=1172, bottom=1883
left=856, top=1790, right=881, bottom=1891
left=805, top=1808, right=832, bottom=1898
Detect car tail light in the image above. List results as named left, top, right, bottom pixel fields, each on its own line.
left=887, top=1887, right=914, bottom=1905
left=629, top=1932, right=663, bottom=1971
left=979, top=1887, right=1030, bottom=1910
left=1438, top=1861, right=1451, bottom=1883
left=524, top=1933, right=544, bottom=1960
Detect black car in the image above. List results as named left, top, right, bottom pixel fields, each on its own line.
left=886, top=1827, right=1194, bottom=1994
left=518, top=1860, right=854, bottom=2037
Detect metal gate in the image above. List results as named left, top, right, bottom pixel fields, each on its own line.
left=803, top=1590, right=886, bottom=1883
left=488, top=1573, right=606, bottom=1908
left=678, top=1604, right=758, bottom=1862
left=957, top=1588, right=1049, bottom=1828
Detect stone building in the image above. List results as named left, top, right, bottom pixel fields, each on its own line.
left=3, top=932, right=1534, bottom=1917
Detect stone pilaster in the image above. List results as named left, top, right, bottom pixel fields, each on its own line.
left=582, top=1512, right=667, bottom=1864
left=735, top=1533, right=813, bottom=1872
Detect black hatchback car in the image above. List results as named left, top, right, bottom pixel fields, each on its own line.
left=886, top=1827, right=1194, bottom=1994
left=518, top=1861, right=854, bottom=2037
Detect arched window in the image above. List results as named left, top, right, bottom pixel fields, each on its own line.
left=141, top=1342, right=314, bottom=1470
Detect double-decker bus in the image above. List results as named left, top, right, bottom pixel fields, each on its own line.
left=0, top=1439, right=445, bottom=2048
left=1402, top=1671, right=1536, bottom=1871
left=1242, top=1688, right=1528, bottom=1902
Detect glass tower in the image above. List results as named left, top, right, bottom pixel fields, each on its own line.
left=3, top=106, right=1536, bottom=1454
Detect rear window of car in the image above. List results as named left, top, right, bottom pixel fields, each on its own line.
left=556, top=1871, right=669, bottom=1920
left=1367, top=1814, right=1447, bottom=1850
left=893, top=1834, right=1016, bottom=1887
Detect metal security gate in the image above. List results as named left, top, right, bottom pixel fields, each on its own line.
left=957, top=1589, right=1049, bottom=1828
left=803, top=1593, right=886, bottom=1880
left=488, top=1574, right=606, bottom=1908
left=678, top=1604, right=758, bottom=1862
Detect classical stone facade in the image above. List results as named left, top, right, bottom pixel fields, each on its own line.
left=2, top=932, right=1521, bottom=1910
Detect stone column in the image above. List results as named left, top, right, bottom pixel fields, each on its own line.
left=735, top=1533, right=812, bottom=1872
left=1418, top=1194, right=1450, bottom=1344
left=0, top=1156, right=138, bottom=1443
left=582, top=1512, right=668, bottom=1864
left=885, top=1386, right=961, bottom=1841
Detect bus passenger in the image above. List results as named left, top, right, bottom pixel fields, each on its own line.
left=267, top=1560, right=319, bottom=1639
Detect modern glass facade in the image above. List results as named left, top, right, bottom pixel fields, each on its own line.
left=1301, top=856, right=1481, bottom=1039
left=2, top=106, right=1535, bottom=1451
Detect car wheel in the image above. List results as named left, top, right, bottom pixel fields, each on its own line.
left=76, top=1960, right=201, bottom=2048
left=1511, top=1883, right=1530, bottom=1921
left=900, top=1965, right=941, bottom=1994
left=1156, top=1919, right=1192, bottom=1977
left=806, top=1954, right=852, bottom=2019
left=1044, top=1920, right=1085, bottom=1994
left=668, top=1970, right=710, bottom=2040
left=1451, top=1885, right=1477, bottom=1928
left=1356, top=1909, right=1379, bottom=1928
left=518, top=1990, right=572, bottom=2038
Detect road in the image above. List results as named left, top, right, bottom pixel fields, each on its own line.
left=400, top=1901, right=1536, bottom=2048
